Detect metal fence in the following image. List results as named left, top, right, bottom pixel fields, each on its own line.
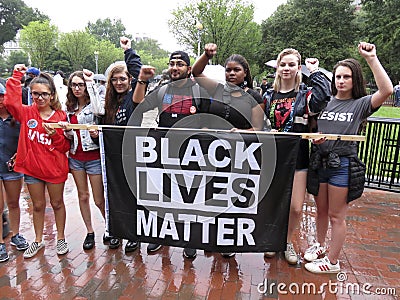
left=359, top=117, right=400, bottom=192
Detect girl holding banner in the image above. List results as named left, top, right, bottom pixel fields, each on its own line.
left=95, top=37, right=143, bottom=253
left=304, top=42, right=393, bottom=273
left=262, top=48, right=331, bottom=265
left=5, top=65, right=70, bottom=258
left=59, top=70, right=105, bottom=251
left=192, top=43, right=265, bottom=258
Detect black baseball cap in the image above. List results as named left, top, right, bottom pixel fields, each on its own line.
left=169, top=51, right=190, bottom=66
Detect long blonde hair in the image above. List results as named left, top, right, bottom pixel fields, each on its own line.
left=272, top=48, right=302, bottom=92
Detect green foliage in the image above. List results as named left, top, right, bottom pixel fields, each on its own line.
left=260, top=0, right=357, bottom=72
left=6, top=50, right=29, bottom=69
left=168, top=0, right=261, bottom=66
left=19, top=20, right=58, bottom=69
left=58, top=31, right=96, bottom=71
left=135, top=39, right=169, bottom=59
left=0, top=0, right=48, bottom=51
left=91, top=40, right=124, bottom=74
left=86, top=18, right=132, bottom=48
left=359, top=0, right=400, bottom=83
left=0, top=56, right=9, bottom=77
left=134, top=39, right=170, bottom=74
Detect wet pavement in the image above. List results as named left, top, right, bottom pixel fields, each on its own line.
left=0, top=175, right=399, bottom=299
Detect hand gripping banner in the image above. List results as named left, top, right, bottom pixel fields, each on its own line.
left=101, top=127, right=300, bottom=253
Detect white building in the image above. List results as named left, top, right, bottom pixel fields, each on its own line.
left=2, top=31, right=22, bottom=57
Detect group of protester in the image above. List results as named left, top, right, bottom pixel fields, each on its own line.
left=0, top=35, right=393, bottom=275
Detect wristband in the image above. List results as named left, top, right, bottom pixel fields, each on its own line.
left=137, top=79, right=147, bottom=85
left=204, top=51, right=212, bottom=59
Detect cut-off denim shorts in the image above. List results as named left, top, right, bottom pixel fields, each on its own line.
left=0, top=171, right=23, bottom=181
left=69, top=158, right=102, bottom=175
left=24, top=174, right=45, bottom=184
left=318, top=157, right=349, bottom=187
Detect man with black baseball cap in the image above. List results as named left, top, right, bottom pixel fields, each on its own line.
left=131, top=52, right=212, bottom=259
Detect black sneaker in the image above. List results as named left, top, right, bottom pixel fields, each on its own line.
left=83, top=233, right=95, bottom=250
left=103, top=233, right=111, bottom=244
left=183, top=248, right=197, bottom=259
left=10, top=233, right=29, bottom=251
left=125, top=240, right=140, bottom=253
left=221, top=252, right=236, bottom=258
left=147, top=243, right=162, bottom=252
left=0, top=243, right=9, bottom=263
left=109, top=238, right=121, bottom=249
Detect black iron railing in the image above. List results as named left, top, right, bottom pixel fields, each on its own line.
left=359, top=117, right=400, bottom=192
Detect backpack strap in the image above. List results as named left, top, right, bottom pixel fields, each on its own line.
left=157, top=84, right=169, bottom=102
left=192, top=83, right=201, bottom=109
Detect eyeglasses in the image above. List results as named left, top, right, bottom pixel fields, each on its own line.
left=168, top=62, right=187, bottom=68
left=71, top=82, right=85, bottom=89
left=31, top=91, right=51, bottom=99
left=111, top=77, right=128, bottom=83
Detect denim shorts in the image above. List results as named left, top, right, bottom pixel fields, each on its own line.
left=318, top=157, right=349, bottom=187
left=0, top=171, right=23, bottom=181
left=24, top=174, right=44, bottom=184
left=69, top=158, right=102, bottom=175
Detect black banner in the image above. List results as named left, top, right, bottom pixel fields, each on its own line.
left=101, top=127, right=300, bottom=253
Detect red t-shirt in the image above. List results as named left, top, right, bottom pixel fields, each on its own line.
left=69, top=114, right=100, bottom=161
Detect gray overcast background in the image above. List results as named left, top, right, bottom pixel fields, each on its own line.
left=23, top=0, right=287, bottom=52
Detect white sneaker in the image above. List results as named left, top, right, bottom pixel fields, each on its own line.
left=284, top=243, right=298, bottom=265
left=264, top=251, right=276, bottom=258
left=23, top=241, right=45, bottom=258
left=304, top=256, right=340, bottom=274
left=304, top=242, right=326, bottom=262
left=56, top=239, right=69, bottom=255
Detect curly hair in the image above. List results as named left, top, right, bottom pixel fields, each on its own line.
left=65, top=71, right=90, bottom=112
left=30, top=73, right=62, bottom=111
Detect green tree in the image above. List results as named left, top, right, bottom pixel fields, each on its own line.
left=0, top=0, right=48, bottom=51
left=135, top=38, right=169, bottom=59
left=6, top=50, right=29, bottom=69
left=134, top=38, right=170, bottom=74
left=0, top=56, right=9, bottom=77
left=19, top=20, right=58, bottom=69
left=58, top=30, right=96, bottom=71
left=90, top=39, right=124, bottom=74
left=360, top=0, right=400, bottom=83
left=86, top=18, right=132, bottom=48
left=168, top=0, right=261, bottom=66
left=259, top=0, right=358, bottom=72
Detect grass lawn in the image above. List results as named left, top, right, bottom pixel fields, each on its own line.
left=372, top=106, right=400, bottom=118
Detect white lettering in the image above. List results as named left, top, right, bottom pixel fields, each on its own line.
left=159, top=213, right=179, bottom=240
left=136, top=137, right=157, bottom=163
left=197, top=216, right=215, bottom=243
left=137, top=210, right=158, bottom=236
left=208, top=139, right=231, bottom=168
left=234, top=142, right=261, bottom=170
left=237, top=218, right=255, bottom=246
left=178, top=214, right=197, bottom=241
left=161, top=137, right=180, bottom=165
left=217, top=218, right=235, bottom=245
left=181, top=139, right=206, bottom=166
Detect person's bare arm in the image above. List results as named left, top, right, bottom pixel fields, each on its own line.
left=358, top=42, right=393, bottom=109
